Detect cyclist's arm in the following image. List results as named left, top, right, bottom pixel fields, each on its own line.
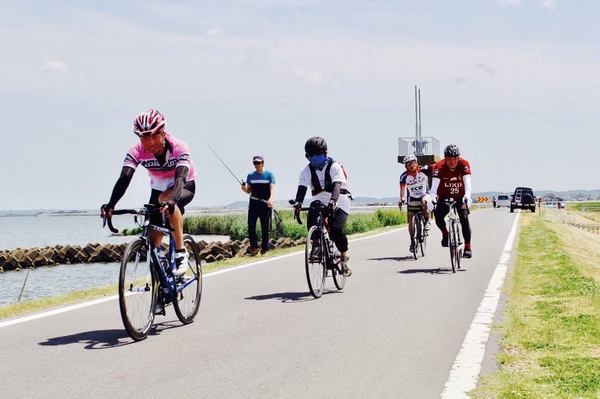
left=330, top=181, right=341, bottom=202
left=295, top=167, right=310, bottom=204
left=430, top=177, right=440, bottom=201
left=399, top=182, right=407, bottom=203
left=170, top=166, right=189, bottom=203
left=294, top=185, right=308, bottom=204
left=463, top=174, right=472, bottom=207
left=107, top=166, right=135, bottom=208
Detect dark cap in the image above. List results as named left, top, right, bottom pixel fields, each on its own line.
left=252, top=155, right=264, bottom=162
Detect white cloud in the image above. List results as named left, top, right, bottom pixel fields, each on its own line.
left=539, top=0, right=555, bottom=10
left=41, top=60, right=68, bottom=74
left=206, top=27, right=222, bottom=37
left=475, top=63, right=495, bottom=77
left=502, top=0, right=555, bottom=9
left=292, top=68, right=325, bottom=87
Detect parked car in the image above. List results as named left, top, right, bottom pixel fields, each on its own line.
left=496, top=195, right=510, bottom=208
left=510, top=187, right=536, bottom=213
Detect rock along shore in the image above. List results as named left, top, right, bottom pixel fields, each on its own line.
left=0, top=237, right=305, bottom=272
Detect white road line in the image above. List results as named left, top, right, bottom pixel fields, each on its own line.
left=441, top=212, right=521, bottom=399
left=0, top=227, right=405, bottom=329
left=0, top=296, right=120, bottom=329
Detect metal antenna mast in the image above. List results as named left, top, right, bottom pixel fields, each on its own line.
left=414, top=85, right=424, bottom=155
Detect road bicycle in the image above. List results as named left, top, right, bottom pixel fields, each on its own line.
left=290, top=200, right=346, bottom=298
left=103, top=205, right=202, bottom=341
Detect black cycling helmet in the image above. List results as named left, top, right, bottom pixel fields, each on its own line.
left=444, top=144, right=460, bottom=157
left=305, top=136, right=328, bottom=156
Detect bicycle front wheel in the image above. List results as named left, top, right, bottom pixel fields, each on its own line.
left=174, top=235, right=203, bottom=324
left=449, top=221, right=460, bottom=273
left=331, top=247, right=346, bottom=291
left=305, top=226, right=326, bottom=298
left=119, top=238, right=157, bottom=341
left=413, top=214, right=421, bottom=260
left=453, top=221, right=462, bottom=270
left=419, top=216, right=427, bottom=257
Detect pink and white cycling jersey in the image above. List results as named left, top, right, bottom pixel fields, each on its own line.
left=123, top=133, right=197, bottom=191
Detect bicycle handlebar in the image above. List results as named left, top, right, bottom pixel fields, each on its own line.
left=102, top=205, right=164, bottom=234
left=289, top=199, right=329, bottom=225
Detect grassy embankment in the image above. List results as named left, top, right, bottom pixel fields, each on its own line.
left=567, top=201, right=600, bottom=223
left=471, top=213, right=600, bottom=398
left=0, top=209, right=406, bottom=319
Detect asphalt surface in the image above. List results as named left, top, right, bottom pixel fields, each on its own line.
left=0, top=209, right=518, bottom=398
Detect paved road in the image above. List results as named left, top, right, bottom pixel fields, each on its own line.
left=0, top=209, right=518, bottom=398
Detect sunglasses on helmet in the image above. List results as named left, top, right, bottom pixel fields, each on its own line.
left=134, top=128, right=163, bottom=138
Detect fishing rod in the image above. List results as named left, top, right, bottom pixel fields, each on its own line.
left=201, top=137, right=245, bottom=185
left=201, top=137, right=281, bottom=232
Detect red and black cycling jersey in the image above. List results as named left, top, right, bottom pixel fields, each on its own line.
left=432, top=158, right=471, bottom=199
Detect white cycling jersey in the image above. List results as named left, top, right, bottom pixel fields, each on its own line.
left=400, top=169, right=430, bottom=200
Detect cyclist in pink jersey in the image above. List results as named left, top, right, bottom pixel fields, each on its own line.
left=101, top=109, right=197, bottom=275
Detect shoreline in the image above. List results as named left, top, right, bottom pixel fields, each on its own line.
left=0, top=226, right=401, bottom=320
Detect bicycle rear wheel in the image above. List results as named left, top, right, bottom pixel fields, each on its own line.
left=174, top=235, right=203, bottom=324
left=119, top=238, right=157, bottom=341
left=305, top=226, right=326, bottom=298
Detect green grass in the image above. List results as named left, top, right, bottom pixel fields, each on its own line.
left=181, top=208, right=406, bottom=241
left=0, top=224, right=404, bottom=320
left=0, top=285, right=117, bottom=319
left=471, top=215, right=600, bottom=399
left=567, top=201, right=600, bottom=212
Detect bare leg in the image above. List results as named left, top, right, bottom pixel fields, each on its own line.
left=159, top=191, right=184, bottom=250
left=407, top=211, right=415, bottom=238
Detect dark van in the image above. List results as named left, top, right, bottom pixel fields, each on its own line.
left=510, top=187, right=536, bottom=213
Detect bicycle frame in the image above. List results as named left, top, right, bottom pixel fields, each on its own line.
left=108, top=207, right=198, bottom=299
left=446, top=201, right=464, bottom=248
left=300, top=202, right=337, bottom=268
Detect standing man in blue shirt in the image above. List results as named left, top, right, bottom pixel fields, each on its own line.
left=241, top=155, right=276, bottom=255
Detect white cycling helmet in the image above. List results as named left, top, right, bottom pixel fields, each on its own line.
left=403, top=154, right=418, bottom=165
left=133, top=108, right=166, bottom=137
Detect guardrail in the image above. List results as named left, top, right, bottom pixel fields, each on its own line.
left=562, top=221, right=600, bottom=234
left=541, top=207, right=600, bottom=234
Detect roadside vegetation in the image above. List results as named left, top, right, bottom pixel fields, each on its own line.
left=567, top=201, right=600, bottom=223
left=472, top=214, right=600, bottom=398
left=0, top=285, right=116, bottom=319
left=123, top=208, right=407, bottom=240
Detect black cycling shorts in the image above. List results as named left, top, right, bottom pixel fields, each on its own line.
left=148, top=180, right=196, bottom=225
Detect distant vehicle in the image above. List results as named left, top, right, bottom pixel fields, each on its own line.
left=496, top=195, right=510, bottom=208
left=510, top=187, right=536, bottom=213
left=544, top=198, right=564, bottom=209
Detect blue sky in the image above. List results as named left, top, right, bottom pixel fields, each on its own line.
left=1, top=0, right=599, bottom=210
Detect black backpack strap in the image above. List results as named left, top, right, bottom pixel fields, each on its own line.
left=309, top=164, right=322, bottom=196
left=324, top=160, right=334, bottom=193
left=309, top=159, right=335, bottom=196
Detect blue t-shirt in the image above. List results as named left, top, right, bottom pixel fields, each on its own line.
left=247, top=171, right=276, bottom=201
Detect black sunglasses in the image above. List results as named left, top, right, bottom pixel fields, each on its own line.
left=253, top=161, right=263, bottom=165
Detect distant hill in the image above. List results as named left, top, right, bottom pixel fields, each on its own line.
left=2, top=189, right=599, bottom=216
